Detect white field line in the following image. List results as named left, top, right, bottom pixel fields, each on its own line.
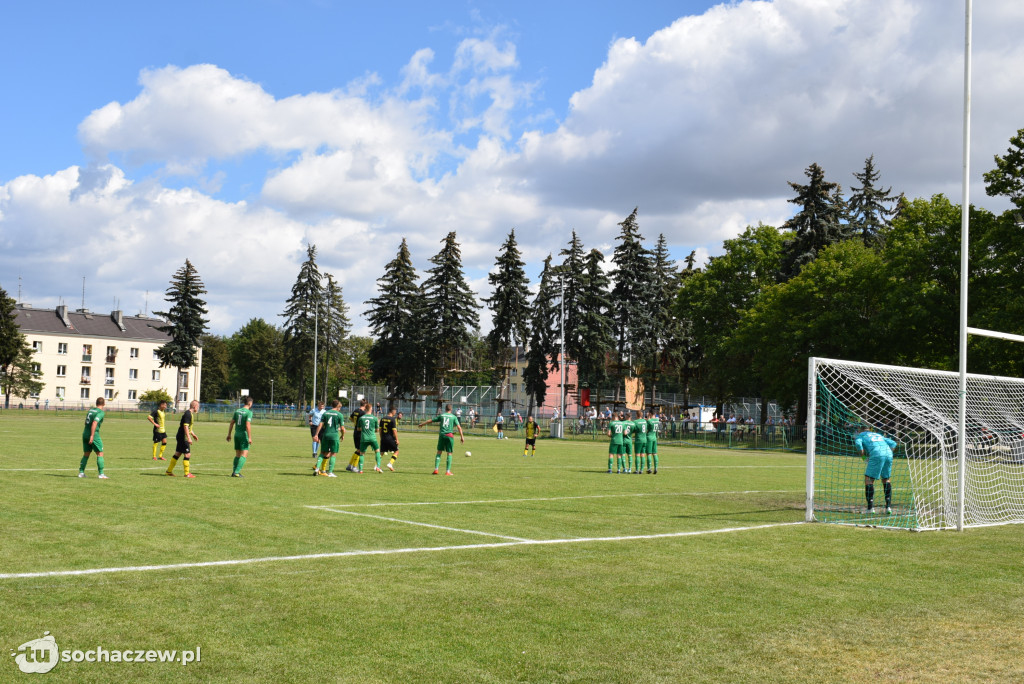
left=0, top=522, right=804, bottom=580
left=306, top=489, right=803, bottom=509
left=0, top=466, right=177, bottom=472
left=318, top=507, right=532, bottom=542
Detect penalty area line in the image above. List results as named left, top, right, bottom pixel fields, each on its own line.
left=306, top=489, right=803, bottom=509
left=0, top=522, right=804, bottom=580
left=317, top=507, right=531, bottom=542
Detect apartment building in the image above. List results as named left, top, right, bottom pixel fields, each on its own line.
left=11, top=304, right=202, bottom=410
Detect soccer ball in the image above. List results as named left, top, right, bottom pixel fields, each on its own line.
left=465, top=450, right=472, bottom=457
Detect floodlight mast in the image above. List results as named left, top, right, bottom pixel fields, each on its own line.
left=957, top=0, right=972, bottom=533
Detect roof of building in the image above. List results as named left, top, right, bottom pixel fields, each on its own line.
left=14, top=305, right=174, bottom=342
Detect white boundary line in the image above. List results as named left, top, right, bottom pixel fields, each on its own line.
left=0, top=522, right=804, bottom=580
left=318, top=507, right=531, bottom=541
left=306, top=489, right=802, bottom=509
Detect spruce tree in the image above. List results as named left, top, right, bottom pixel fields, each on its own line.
left=778, top=163, right=851, bottom=281
left=523, top=255, right=559, bottom=413
left=318, top=273, right=350, bottom=403
left=484, top=229, right=531, bottom=373
left=366, top=239, right=423, bottom=402
left=848, top=155, right=900, bottom=246
left=609, top=207, right=656, bottom=377
left=575, top=248, right=614, bottom=392
left=650, top=234, right=684, bottom=384
left=558, top=231, right=586, bottom=366
left=983, top=127, right=1024, bottom=212
left=153, top=259, right=209, bottom=408
left=420, top=232, right=481, bottom=389
left=281, top=244, right=324, bottom=407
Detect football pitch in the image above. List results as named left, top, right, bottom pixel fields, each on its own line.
left=2, top=413, right=1023, bottom=683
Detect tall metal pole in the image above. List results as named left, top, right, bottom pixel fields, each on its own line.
left=312, top=300, right=319, bottom=411
left=560, top=276, right=565, bottom=439
left=956, top=0, right=972, bottom=532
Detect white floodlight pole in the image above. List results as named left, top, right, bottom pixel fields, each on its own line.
left=956, top=0, right=972, bottom=532
left=559, top=275, right=566, bottom=439
left=312, top=300, right=319, bottom=412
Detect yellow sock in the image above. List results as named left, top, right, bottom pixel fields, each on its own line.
left=159, top=443, right=167, bottom=458
left=152, top=443, right=158, bottom=458
left=350, top=452, right=360, bottom=468
left=389, top=455, right=397, bottom=465
left=183, top=459, right=190, bottom=475
left=167, top=457, right=178, bottom=473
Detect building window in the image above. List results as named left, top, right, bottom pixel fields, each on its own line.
left=82, top=344, right=93, bottom=362
left=81, top=367, right=91, bottom=384
left=105, top=368, right=115, bottom=385
left=152, top=370, right=160, bottom=381
left=153, top=350, right=160, bottom=361
left=29, top=389, right=40, bottom=398
left=130, top=347, right=139, bottom=358
left=56, top=387, right=65, bottom=399
left=128, top=389, right=137, bottom=400
left=178, top=391, right=188, bottom=402
left=104, top=389, right=114, bottom=400
left=512, top=383, right=518, bottom=393
left=129, top=368, right=138, bottom=380
left=106, top=346, right=117, bottom=363
left=80, top=388, right=90, bottom=399
left=32, top=340, right=43, bottom=352
left=58, top=342, right=68, bottom=355
left=31, top=363, right=41, bottom=374
left=179, top=371, right=189, bottom=387
left=56, top=365, right=67, bottom=377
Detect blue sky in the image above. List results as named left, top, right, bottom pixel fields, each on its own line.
left=2, top=1, right=1023, bottom=335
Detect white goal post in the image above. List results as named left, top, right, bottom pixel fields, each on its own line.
left=807, top=357, right=1024, bottom=530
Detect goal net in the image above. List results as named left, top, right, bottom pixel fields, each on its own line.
left=807, top=357, right=1024, bottom=530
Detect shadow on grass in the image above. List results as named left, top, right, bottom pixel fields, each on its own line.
left=671, top=507, right=794, bottom=519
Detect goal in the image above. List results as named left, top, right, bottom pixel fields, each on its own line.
left=807, top=357, right=1024, bottom=530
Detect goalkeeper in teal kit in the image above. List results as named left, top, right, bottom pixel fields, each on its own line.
left=854, top=427, right=898, bottom=515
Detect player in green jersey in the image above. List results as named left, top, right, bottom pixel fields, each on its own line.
left=607, top=413, right=626, bottom=473
left=227, top=396, right=254, bottom=477
left=314, top=399, right=346, bottom=477
left=357, top=411, right=383, bottom=473
left=418, top=403, right=464, bottom=475
left=632, top=411, right=649, bottom=475
left=621, top=413, right=634, bottom=473
left=80, top=397, right=109, bottom=478
left=646, top=409, right=660, bottom=474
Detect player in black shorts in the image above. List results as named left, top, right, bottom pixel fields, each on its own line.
left=380, top=407, right=400, bottom=471
left=346, top=399, right=367, bottom=472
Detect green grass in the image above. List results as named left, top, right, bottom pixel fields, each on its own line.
left=1, top=412, right=1023, bottom=682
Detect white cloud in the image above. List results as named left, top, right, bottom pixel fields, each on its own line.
left=6, top=1, right=1024, bottom=336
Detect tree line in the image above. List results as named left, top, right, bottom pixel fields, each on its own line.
left=6, top=129, right=1023, bottom=417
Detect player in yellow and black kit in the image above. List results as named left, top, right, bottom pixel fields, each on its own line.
left=346, top=399, right=368, bottom=472
left=148, top=399, right=169, bottom=460
left=380, top=407, right=400, bottom=471
left=523, top=415, right=539, bottom=457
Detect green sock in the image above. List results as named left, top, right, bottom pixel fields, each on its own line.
left=315, top=456, right=324, bottom=472
left=96, top=456, right=105, bottom=475
left=375, top=452, right=381, bottom=468
left=653, top=454, right=659, bottom=469
left=232, top=456, right=239, bottom=473
left=608, top=457, right=613, bottom=470
left=446, top=454, right=452, bottom=472
left=328, top=456, right=336, bottom=474
left=358, top=453, right=364, bottom=471
left=79, top=455, right=89, bottom=472
left=236, top=456, right=246, bottom=473
left=435, top=454, right=442, bottom=470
